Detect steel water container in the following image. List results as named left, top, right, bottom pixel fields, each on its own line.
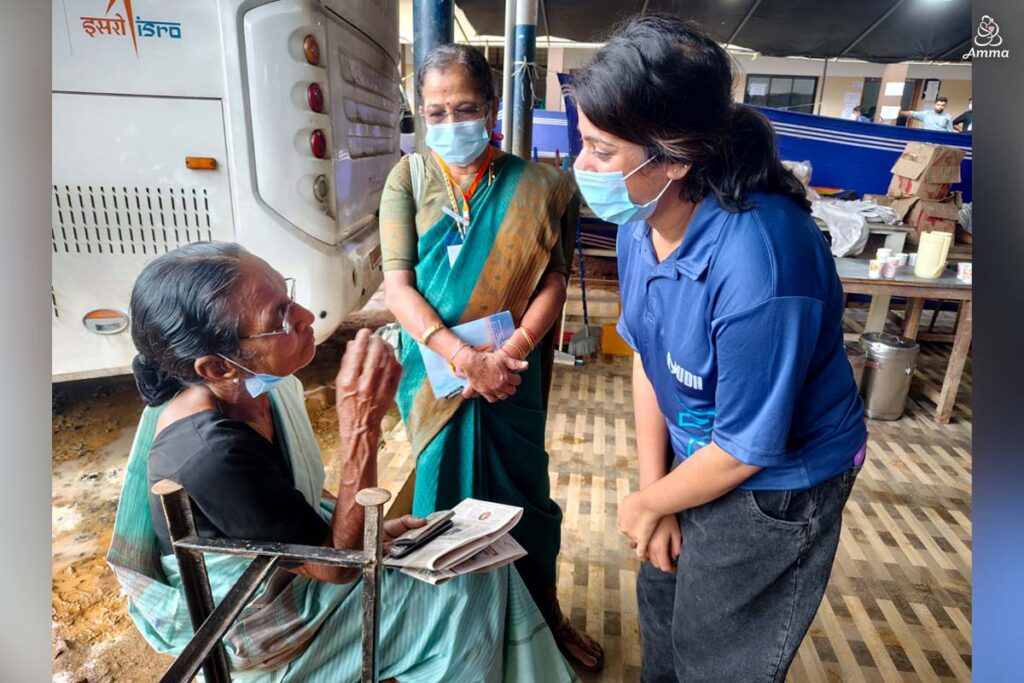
left=859, top=333, right=920, bottom=420
left=845, top=343, right=866, bottom=390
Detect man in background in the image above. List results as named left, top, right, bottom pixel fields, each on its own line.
left=900, top=96, right=954, bottom=131
left=850, top=105, right=871, bottom=122
left=953, top=97, right=973, bottom=133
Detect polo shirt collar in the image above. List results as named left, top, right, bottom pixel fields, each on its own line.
left=630, top=197, right=722, bottom=280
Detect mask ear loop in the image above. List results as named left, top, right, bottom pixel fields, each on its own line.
left=623, top=155, right=657, bottom=180
left=624, top=155, right=674, bottom=208
left=217, top=354, right=257, bottom=377
left=645, top=176, right=675, bottom=207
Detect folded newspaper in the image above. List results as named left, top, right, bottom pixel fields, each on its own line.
left=418, top=311, right=516, bottom=399
left=385, top=498, right=527, bottom=585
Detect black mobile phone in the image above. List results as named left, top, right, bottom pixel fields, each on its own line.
left=388, top=510, right=455, bottom=559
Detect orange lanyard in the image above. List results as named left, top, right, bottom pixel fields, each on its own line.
left=436, top=145, right=494, bottom=233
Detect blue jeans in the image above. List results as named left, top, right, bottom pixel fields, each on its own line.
left=637, top=467, right=860, bottom=682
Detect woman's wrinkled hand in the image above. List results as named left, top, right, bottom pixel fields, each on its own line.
left=456, top=349, right=526, bottom=402
left=335, top=329, right=401, bottom=432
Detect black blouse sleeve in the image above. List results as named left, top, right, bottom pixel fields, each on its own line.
left=168, top=415, right=330, bottom=548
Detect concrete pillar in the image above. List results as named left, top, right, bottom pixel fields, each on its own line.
left=875, top=62, right=909, bottom=125
left=545, top=47, right=565, bottom=112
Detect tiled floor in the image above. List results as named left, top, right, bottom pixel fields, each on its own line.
left=375, top=306, right=972, bottom=682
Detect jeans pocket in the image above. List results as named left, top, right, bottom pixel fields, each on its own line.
left=745, top=488, right=814, bottom=528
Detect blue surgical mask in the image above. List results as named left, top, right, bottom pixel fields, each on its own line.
left=218, top=355, right=286, bottom=398
left=426, top=119, right=491, bottom=166
left=573, top=156, right=673, bottom=225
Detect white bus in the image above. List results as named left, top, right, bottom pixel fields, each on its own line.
left=52, top=0, right=400, bottom=380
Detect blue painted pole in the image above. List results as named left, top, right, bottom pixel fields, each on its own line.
left=511, top=0, right=537, bottom=160
left=412, top=0, right=454, bottom=152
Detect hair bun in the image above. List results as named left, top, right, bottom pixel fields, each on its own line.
left=131, top=354, right=184, bottom=407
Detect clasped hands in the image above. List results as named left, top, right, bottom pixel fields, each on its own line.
left=453, top=345, right=528, bottom=403
left=618, top=489, right=682, bottom=574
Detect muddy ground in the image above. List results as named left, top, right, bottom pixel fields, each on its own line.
left=51, top=293, right=395, bottom=682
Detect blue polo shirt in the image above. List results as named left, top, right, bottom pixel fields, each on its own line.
left=617, top=192, right=866, bottom=491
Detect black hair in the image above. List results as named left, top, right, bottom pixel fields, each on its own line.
left=936, top=96, right=949, bottom=103
left=415, top=43, right=495, bottom=105
left=129, top=242, right=247, bottom=406
left=572, top=14, right=810, bottom=213
left=852, top=105, right=862, bottom=112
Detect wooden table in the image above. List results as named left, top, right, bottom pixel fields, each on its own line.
left=818, top=220, right=915, bottom=332
left=836, top=257, right=972, bottom=424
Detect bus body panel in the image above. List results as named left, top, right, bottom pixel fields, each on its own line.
left=53, top=0, right=225, bottom=98
left=51, top=94, right=236, bottom=380
left=51, top=0, right=392, bottom=381
left=323, top=7, right=401, bottom=241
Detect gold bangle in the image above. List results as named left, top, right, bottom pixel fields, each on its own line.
left=447, top=342, right=471, bottom=372
left=504, top=339, right=528, bottom=360
left=420, top=322, right=445, bottom=345
left=517, top=326, right=536, bottom=351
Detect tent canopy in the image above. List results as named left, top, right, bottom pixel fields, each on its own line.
left=456, top=0, right=973, bottom=63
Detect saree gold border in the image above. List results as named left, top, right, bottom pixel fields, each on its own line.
left=390, top=165, right=577, bottom=518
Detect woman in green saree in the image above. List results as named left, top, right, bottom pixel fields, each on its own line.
left=107, top=243, right=577, bottom=682
left=380, top=44, right=604, bottom=672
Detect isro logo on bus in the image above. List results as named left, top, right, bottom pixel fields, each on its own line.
left=78, top=0, right=182, bottom=56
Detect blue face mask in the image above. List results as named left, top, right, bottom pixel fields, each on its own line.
left=218, top=355, right=286, bottom=398
left=425, top=119, right=491, bottom=166
left=573, top=156, right=673, bottom=225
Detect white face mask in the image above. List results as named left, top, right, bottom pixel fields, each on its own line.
left=573, top=156, right=674, bottom=225
left=425, top=118, right=491, bottom=166
left=218, top=354, right=286, bottom=398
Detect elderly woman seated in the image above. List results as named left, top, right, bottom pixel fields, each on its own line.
left=106, top=242, right=577, bottom=682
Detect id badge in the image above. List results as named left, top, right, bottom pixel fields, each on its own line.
left=447, top=243, right=463, bottom=267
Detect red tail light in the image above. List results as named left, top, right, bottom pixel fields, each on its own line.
left=307, top=83, right=324, bottom=113
left=310, top=129, right=327, bottom=158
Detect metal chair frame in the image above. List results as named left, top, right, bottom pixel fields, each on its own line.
left=152, top=480, right=391, bottom=683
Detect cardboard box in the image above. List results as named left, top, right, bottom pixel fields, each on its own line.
left=889, top=196, right=920, bottom=222
left=886, top=175, right=951, bottom=200
left=905, top=197, right=960, bottom=235
left=890, top=142, right=965, bottom=185
left=862, top=193, right=893, bottom=206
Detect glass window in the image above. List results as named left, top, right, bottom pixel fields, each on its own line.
left=745, top=76, right=771, bottom=106
left=744, top=75, right=818, bottom=113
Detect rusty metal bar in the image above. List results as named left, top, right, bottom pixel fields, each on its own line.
left=356, top=487, right=391, bottom=683
left=155, top=482, right=391, bottom=683
left=159, top=555, right=278, bottom=683
left=154, top=479, right=231, bottom=683
left=172, top=536, right=368, bottom=567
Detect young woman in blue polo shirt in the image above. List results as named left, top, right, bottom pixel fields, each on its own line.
left=571, top=15, right=867, bottom=682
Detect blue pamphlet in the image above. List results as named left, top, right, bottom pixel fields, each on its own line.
left=419, top=311, right=516, bottom=399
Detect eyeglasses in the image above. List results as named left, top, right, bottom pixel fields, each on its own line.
left=420, top=102, right=489, bottom=126
left=241, top=278, right=296, bottom=340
